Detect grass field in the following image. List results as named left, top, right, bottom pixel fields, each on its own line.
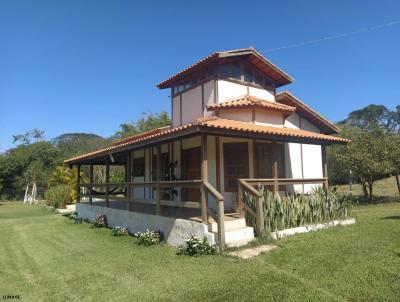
left=338, top=176, right=399, bottom=201
left=0, top=202, right=399, bottom=302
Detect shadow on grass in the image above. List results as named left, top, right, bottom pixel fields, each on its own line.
left=381, top=216, right=400, bottom=220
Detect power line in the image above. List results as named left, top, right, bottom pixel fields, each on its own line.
left=261, top=20, right=400, bottom=53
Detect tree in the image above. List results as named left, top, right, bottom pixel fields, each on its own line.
left=116, top=111, right=171, bottom=138
left=339, top=104, right=400, bottom=132
left=12, top=129, right=45, bottom=145
left=52, top=133, right=110, bottom=159
left=328, top=126, right=394, bottom=199
left=0, top=141, right=61, bottom=199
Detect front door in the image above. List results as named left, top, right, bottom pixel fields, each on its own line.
left=223, top=142, right=249, bottom=192
left=182, top=147, right=201, bottom=202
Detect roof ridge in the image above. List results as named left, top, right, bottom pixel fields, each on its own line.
left=276, top=91, right=341, bottom=134
left=111, top=125, right=171, bottom=146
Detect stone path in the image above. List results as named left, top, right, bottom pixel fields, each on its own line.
left=228, top=245, right=278, bottom=259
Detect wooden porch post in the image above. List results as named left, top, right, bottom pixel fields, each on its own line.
left=89, top=163, right=93, bottom=205
left=156, top=144, right=161, bottom=215
left=322, top=145, right=328, bottom=190
left=256, top=193, right=265, bottom=236
left=200, top=133, right=208, bottom=224
left=238, top=182, right=244, bottom=218
left=272, top=143, right=279, bottom=195
left=126, top=152, right=132, bottom=211
left=105, top=158, right=110, bottom=208
left=76, top=164, right=81, bottom=203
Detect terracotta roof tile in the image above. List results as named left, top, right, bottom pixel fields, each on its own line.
left=111, top=126, right=171, bottom=146
left=207, top=95, right=296, bottom=113
left=276, top=91, right=341, bottom=134
left=64, top=117, right=348, bottom=165
left=199, top=117, right=349, bottom=144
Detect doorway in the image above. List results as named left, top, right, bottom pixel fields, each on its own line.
left=181, top=147, right=201, bottom=202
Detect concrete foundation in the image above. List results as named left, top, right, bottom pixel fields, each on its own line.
left=76, top=203, right=215, bottom=246
left=270, top=218, right=356, bottom=240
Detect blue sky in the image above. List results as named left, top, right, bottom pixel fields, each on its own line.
left=1, top=0, right=400, bottom=152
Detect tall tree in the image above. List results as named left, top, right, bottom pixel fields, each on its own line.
left=116, top=111, right=171, bottom=138
left=328, top=126, right=394, bottom=199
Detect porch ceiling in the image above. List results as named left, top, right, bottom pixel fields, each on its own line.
left=64, top=117, right=349, bottom=166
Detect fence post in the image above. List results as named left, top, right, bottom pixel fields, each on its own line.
left=105, top=159, right=110, bottom=208
left=156, top=144, right=161, bottom=215
left=76, top=164, right=81, bottom=203
left=89, top=163, right=93, bottom=205
left=256, top=193, right=264, bottom=236
left=217, top=199, right=225, bottom=252
left=201, top=133, right=208, bottom=224
left=238, top=181, right=244, bottom=218
left=322, top=145, right=328, bottom=190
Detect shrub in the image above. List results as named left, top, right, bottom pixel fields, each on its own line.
left=44, top=185, right=71, bottom=209
left=93, top=214, right=107, bottom=228
left=244, top=187, right=354, bottom=231
left=176, top=235, right=216, bottom=256
left=134, top=229, right=160, bottom=246
left=112, top=226, right=129, bottom=236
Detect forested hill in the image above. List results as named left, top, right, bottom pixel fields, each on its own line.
left=0, top=112, right=171, bottom=200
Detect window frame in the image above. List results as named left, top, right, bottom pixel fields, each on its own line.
left=223, top=142, right=249, bottom=192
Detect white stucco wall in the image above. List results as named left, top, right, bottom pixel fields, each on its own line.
left=248, top=86, right=275, bottom=101
left=217, top=80, right=247, bottom=103
left=203, top=80, right=215, bottom=117
left=254, top=110, right=284, bottom=127
left=181, top=86, right=203, bottom=125
left=283, top=113, right=324, bottom=193
left=218, top=109, right=253, bottom=122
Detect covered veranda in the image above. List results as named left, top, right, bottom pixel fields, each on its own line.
left=65, top=117, right=348, bottom=250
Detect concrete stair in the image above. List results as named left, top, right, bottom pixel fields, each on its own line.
left=209, top=217, right=255, bottom=247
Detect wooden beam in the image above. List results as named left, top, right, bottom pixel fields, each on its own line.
left=156, top=144, right=161, bottom=215
left=256, top=194, right=265, bottom=236
left=89, top=164, right=93, bottom=204
left=215, top=136, right=221, bottom=192
left=200, top=133, right=208, bottom=224
left=76, top=165, right=81, bottom=203
left=217, top=198, right=225, bottom=252
left=105, top=159, right=110, bottom=207
left=321, top=145, right=328, bottom=190
left=126, top=152, right=132, bottom=210
left=272, top=143, right=279, bottom=194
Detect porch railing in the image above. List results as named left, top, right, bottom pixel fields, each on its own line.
left=237, top=178, right=328, bottom=235
left=78, top=180, right=226, bottom=251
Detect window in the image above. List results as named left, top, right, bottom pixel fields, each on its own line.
left=133, top=157, right=145, bottom=177
left=254, top=71, right=264, bottom=86
left=243, top=67, right=254, bottom=83
left=218, top=63, right=241, bottom=80
left=254, top=143, right=285, bottom=178
left=152, top=152, right=170, bottom=180
left=223, top=143, right=249, bottom=192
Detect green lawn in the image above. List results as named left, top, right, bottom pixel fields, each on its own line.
left=338, top=176, right=400, bottom=200
left=0, top=202, right=399, bottom=301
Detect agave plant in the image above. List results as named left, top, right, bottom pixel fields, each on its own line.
left=243, top=186, right=353, bottom=231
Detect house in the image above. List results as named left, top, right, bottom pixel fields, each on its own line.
left=64, top=48, right=348, bottom=250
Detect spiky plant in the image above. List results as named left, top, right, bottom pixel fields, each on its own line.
left=243, top=186, right=353, bottom=231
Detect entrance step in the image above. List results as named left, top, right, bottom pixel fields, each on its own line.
left=224, top=226, right=255, bottom=246
left=209, top=217, right=247, bottom=233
